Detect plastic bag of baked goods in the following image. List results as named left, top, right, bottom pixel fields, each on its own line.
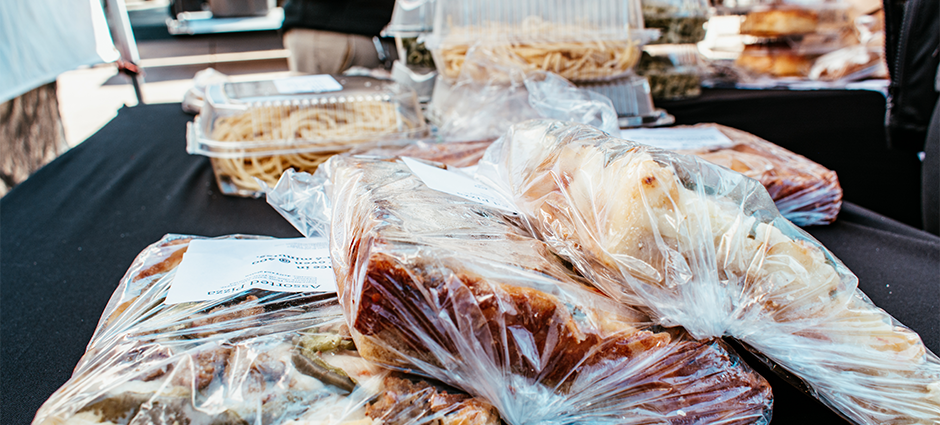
left=620, top=123, right=842, bottom=226
left=268, top=156, right=774, bottom=424
left=33, top=234, right=504, bottom=425
left=476, top=119, right=940, bottom=424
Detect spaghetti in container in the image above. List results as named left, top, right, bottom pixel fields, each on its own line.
left=187, top=75, right=428, bottom=198
left=425, top=0, right=659, bottom=83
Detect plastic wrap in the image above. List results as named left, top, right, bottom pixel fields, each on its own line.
left=355, top=139, right=494, bottom=168
left=187, top=75, right=427, bottom=197
left=268, top=155, right=774, bottom=424
left=428, top=47, right=619, bottom=143
left=33, top=234, right=502, bottom=425
left=670, top=123, right=842, bottom=226
left=477, top=119, right=940, bottom=424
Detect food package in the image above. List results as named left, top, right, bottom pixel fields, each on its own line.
left=426, top=0, right=657, bottom=83
left=428, top=48, right=619, bottom=143
left=669, top=123, right=841, bottom=226
left=187, top=75, right=428, bottom=197
left=354, top=138, right=494, bottom=169
left=268, top=156, right=774, bottom=424
left=731, top=1, right=856, bottom=78
left=33, top=235, right=501, bottom=425
left=476, top=119, right=940, bottom=424
left=642, top=0, right=711, bottom=44
left=634, top=45, right=705, bottom=101
left=808, top=14, right=887, bottom=82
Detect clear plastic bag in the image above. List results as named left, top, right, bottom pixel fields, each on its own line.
left=33, top=235, right=502, bottom=425
left=476, top=119, right=940, bottom=424
left=672, top=123, right=842, bottom=226
left=269, top=155, right=774, bottom=424
left=428, top=46, right=619, bottom=143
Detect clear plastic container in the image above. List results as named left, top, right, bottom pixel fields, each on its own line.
left=576, top=73, right=675, bottom=127
left=642, top=0, right=711, bottom=44
left=636, top=44, right=704, bottom=100
left=187, top=75, right=428, bottom=197
left=382, top=0, right=436, bottom=37
left=426, top=0, right=658, bottom=82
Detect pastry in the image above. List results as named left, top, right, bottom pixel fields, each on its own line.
left=736, top=44, right=814, bottom=77
left=739, top=8, right=819, bottom=37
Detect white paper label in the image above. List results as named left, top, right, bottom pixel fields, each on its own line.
left=402, top=157, right=518, bottom=213
left=273, top=75, right=343, bottom=94
left=619, top=127, right=736, bottom=151
left=165, top=238, right=336, bottom=304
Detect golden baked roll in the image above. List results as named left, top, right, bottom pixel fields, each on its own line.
left=736, top=44, right=815, bottom=77
left=739, top=8, right=819, bottom=37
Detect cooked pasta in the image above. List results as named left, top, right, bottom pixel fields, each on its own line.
left=439, top=40, right=641, bottom=82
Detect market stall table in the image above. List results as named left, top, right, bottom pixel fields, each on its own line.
left=1, top=102, right=937, bottom=425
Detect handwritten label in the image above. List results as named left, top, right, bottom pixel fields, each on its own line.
left=619, top=127, right=736, bottom=151
left=273, top=75, right=343, bottom=94
left=165, top=238, right=336, bottom=304
left=402, top=157, right=518, bottom=213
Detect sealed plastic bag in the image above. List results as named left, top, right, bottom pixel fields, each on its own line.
left=477, top=120, right=940, bottom=424
left=269, top=156, right=774, bottom=424
left=33, top=234, right=502, bottom=425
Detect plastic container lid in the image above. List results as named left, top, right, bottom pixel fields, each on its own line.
left=382, top=0, right=436, bottom=37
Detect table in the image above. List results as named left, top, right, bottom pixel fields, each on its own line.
left=2, top=101, right=938, bottom=425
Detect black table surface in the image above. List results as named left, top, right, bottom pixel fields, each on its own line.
left=2, top=96, right=938, bottom=425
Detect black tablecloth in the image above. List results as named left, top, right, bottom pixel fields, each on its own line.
left=2, top=101, right=938, bottom=425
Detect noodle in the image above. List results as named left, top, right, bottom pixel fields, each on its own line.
left=209, top=100, right=405, bottom=194
left=439, top=40, right=641, bottom=82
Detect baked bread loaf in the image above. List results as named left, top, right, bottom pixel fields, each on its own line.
left=322, top=155, right=773, bottom=424
left=739, top=8, right=819, bottom=37
left=481, top=119, right=940, bottom=424
left=736, top=44, right=814, bottom=77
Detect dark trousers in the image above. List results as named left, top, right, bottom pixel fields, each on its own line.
left=923, top=98, right=939, bottom=235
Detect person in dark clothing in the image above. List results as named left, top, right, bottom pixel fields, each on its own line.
left=883, top=0, right=939, bottom=234
left=280, top=0, right=397, bottom=74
